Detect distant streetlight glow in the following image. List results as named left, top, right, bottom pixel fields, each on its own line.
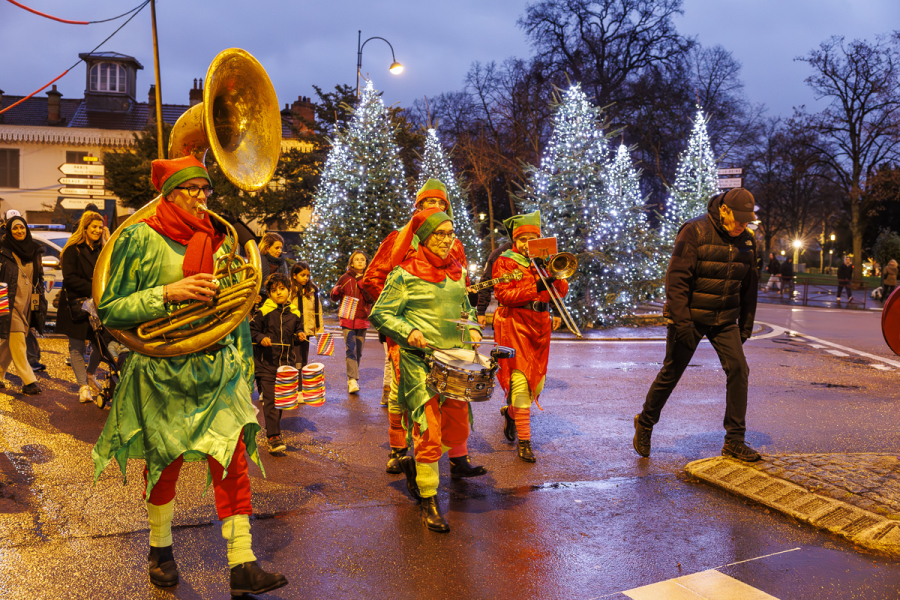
left=389, top=61, right=404, bottom=74
left=830, top=234, right=836, bottom=241
left=792, top=239, right=802, bottom=249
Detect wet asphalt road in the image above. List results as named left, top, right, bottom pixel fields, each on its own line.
left=0, top=303, right=898, bottom=599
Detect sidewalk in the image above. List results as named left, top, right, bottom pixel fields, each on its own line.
left=686, top=453, right=900, bottom=557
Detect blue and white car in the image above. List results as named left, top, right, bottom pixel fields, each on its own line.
left=30, top=225, right=72, bottom=318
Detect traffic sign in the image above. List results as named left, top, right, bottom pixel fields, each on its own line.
left=718, top=177, right=743, bottom=189
left=718, top=168, right=743, bottom=176
left=58, top=177, right=103, bottom=186
left=59, top=187, right=106, bottom=196
left=60, top=198, right=105, bottom=210
left=59, top=163, right=104, bottom=176
left=82, top=156, right=99, bottom=162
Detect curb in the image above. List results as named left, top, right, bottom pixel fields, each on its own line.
left=685, top=456, right=900, bottom=557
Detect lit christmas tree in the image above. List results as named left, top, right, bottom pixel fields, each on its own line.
left=303, top=81, right=412, bottom=289
left=417, top=128, right=485, bottom=268
left=662, top=107, right=720, bottom=242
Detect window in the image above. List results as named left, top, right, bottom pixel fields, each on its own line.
left=36, top=240, right=60, bottom=259
left=89, top=62, right=127, bottom=93
left=66, top=151, right=90, bottom=164
left=0, top=149, right=19, bottom=188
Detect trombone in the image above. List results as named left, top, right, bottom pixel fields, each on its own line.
left=531, top=252, right=583, bottom=339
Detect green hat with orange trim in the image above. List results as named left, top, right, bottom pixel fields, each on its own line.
left=504, top=211, right=542, bottom=240
left=415, top=178, right=453, bottom=218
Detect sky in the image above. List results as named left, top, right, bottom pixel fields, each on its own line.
left=0, top=0, right=896, bottom=121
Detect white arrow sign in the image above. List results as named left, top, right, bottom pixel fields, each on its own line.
left=60, top=198, right=105, bottom=210
left=59, top=187, right=107, bottom=196
left=718, top=177, right=743, bottom=189
left=58, top=177, right=103, bottom=186
left=59, top=163, right=104, bottom=176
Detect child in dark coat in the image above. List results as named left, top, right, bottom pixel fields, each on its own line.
left=250, top=274, right=305, bottom=454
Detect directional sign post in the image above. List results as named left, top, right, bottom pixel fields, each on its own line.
left=59, top=187, right=106, bottom=197
left=60, top=198, right=105, bottom=210
left=718, top=177, right=743, bottom=189
left=58, top=177, right=103, bottom=187
left=717, top=168, right=743, bottom=176
left=58, top=163, right=105, bottom=177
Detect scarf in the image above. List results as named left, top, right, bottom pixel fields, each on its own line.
left=143, top=199, right=225, bottom=276
left=2, top=217, right=39, bottom=264
left=401, top=244, right=463, bottom=284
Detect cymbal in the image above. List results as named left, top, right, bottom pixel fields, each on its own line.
left=445, top=318, right=480, bottom=326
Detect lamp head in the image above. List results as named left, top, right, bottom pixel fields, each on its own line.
left=389, top=61, right=404, bottom=75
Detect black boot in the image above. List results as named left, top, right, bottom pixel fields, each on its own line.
left=147, top=545, right=179, bottom=588
left=500, top=405, right=516, bottom=442
left=385, top=447, right=407, bottom=474
left=449, top=455, right=487, bottom=478
left=229, top=561, right=288, bottom=597
left=517, top=440, right=536, bottom=463
left=398, top=455, right=421, bottom=501
left=420, top=496, right=449, bottom=533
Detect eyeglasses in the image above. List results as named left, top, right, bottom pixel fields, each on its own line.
left=431, top=231, right=456, bottom=242
left=174, top=186, right=214, bottom=198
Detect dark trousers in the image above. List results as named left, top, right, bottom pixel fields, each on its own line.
left=836, top=283, right=853, bottom=299
left=639, top=323, right=750, bottom=442
left=256, top=373, right=282, bottom=438
left=293, top=340, right=310, bottom=368
left=883, top=285, right=896, bottom=300
left=26, top=329, right=40, bottom=365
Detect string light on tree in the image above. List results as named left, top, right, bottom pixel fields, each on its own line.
left=304, top=81, right=411, bottom=289
left=417, top=128, right=484, bottom=267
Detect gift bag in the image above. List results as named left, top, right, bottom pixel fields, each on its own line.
left=338, top=296, right=359, bottom=321
left=316, top=332, right=335, bottom=356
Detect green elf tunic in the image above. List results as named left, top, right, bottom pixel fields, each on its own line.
left=91, top=223, right=262, bottom=494
left=369, top=248, right=481, bottom=439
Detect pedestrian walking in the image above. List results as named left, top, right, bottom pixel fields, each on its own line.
left=257, top=233, right=289, bottom=304
left=250, top=273, right=306, bottom=454
left=0, top=215, right=46, bottom=394
left=765, top=253, right=781, bottom=292
left=56, top=211, right=105, bottom=403
left=331, top=250, right=371, bottom=394
left=781, top=257, right=795, bottom=297
left=837, top=256, right=854, bottom=302
left=633, top=188, right=761, bottom=462
left=882, top=259, right=897, bottom=300
left=289, top=261, right=324, bottom=370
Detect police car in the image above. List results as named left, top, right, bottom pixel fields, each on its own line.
left=30, top=224, right=72, bottom=318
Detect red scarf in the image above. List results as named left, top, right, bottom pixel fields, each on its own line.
left=143, top=199, right=225, bottom=276
left=401, top=244, right=463, bottom=284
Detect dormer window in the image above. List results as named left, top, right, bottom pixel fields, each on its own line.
left=90, top=62, right=127, bottom=93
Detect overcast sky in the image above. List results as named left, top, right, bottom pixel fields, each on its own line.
left=1, top=0, right=896, bottom=120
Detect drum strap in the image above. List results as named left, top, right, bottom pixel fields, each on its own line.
left=522, top=301, right=549, bottom=312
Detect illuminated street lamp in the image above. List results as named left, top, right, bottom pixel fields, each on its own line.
left=357, top=30, right=403, bottom=98
left=792, top=239, right=802, bottom=266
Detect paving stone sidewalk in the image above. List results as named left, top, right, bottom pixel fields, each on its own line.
left=686, top=453, right=900, bottom=557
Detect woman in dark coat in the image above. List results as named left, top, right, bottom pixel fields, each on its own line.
left=0, top=216, right=46, bottom=394
left=56, top=211, right=104, bottom=403
left=257, top=232, right=290, bottom=304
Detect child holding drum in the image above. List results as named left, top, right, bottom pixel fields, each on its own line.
left=250, top=273, right=306, bottom=454
left=330, top=250, right=372, bottom=395
left=290, top=261, right=324, bottom=370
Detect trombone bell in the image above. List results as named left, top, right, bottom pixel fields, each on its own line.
left=546, top=252, right=578, bottom=280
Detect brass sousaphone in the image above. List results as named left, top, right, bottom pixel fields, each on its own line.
left=92, top=48, right=282, bottom=356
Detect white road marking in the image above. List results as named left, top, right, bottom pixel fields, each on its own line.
left=826, top=349, right=849, bottom=357
left=624, top=569, right=779, bottom=600
left=755, top=321, right=900, bottom=370
left=872, top=364, right=893, bottom=371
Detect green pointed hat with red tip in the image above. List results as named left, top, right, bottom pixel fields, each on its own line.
left=504, top=211, right=542, bottom=240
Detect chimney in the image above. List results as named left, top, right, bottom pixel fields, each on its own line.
left=290, top=95, right=315, bottom=133
left=147, top=84, right=156, bottom=125
left=46, top=85, right=63, bottom=125
left=189, top=78, right=203, bottom=107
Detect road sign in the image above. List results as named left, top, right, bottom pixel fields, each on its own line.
left=60, top=198, right=105, bottom=210
left=718, top=168, right=743, bottom=176
left=59, top=187, right=107, bottom=196
left=59, top=163, right=104, bottom=176
left=718, top=177, right=743, bottom=189
left=82, top=156, right=99, bottom=162
left=58, top=177, right=103, bottom=186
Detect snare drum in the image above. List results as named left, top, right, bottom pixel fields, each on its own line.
left=426, top=347, right=496, bottom=402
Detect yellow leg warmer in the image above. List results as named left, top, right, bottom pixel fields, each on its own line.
left=222, top=514, right=256, bottom=569
left=415, top=461, right=440, bottom=499
left=146, top=499, right=175, bottom=548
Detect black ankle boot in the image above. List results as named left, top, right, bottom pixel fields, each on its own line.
left=420, top=496, right=449, bottom=533
left=517, top=440, right=536, bottom=463
left=148, top=545, right=179, bottom=588
left=500, top=405, right=516, bottom=442
left=385, top=447, right=407, bottom=474
left=449, top=455, right=487, bottom=478
left=398, top=455, right=421, bottom=501
left=230, top=561, right=289, bottom=597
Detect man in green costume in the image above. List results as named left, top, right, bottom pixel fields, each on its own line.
left=370, top=207, right=483, bottom=532
left=92, top=156, right=288, bottom=596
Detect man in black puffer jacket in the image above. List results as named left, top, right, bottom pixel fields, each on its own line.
left=634, top=188, right=761, bottom=462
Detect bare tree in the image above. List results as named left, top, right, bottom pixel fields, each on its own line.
left=795, top=33, right=900, bottom=283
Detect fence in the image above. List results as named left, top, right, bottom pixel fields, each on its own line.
left=758, top=278, right=878, bottom=310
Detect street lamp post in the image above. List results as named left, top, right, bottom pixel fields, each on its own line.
left=357, top=30, right=404, bottom=98
left=792, top=239, right=802, bottom=267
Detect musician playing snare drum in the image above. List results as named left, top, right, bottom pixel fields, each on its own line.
left=492, top=211, right=569, bottom=463
left=369, top=208, right=483, bottom=533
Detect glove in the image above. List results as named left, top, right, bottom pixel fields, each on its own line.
left=674, top=322, right=700, bottom=347
left=536, top=276, right=557, bottom=293
left=532, top=256, right=547, bottom=269
left=741, top=334, right=749, bottom=345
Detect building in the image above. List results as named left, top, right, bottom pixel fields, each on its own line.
left=0, top=51, right=315, bottom=231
